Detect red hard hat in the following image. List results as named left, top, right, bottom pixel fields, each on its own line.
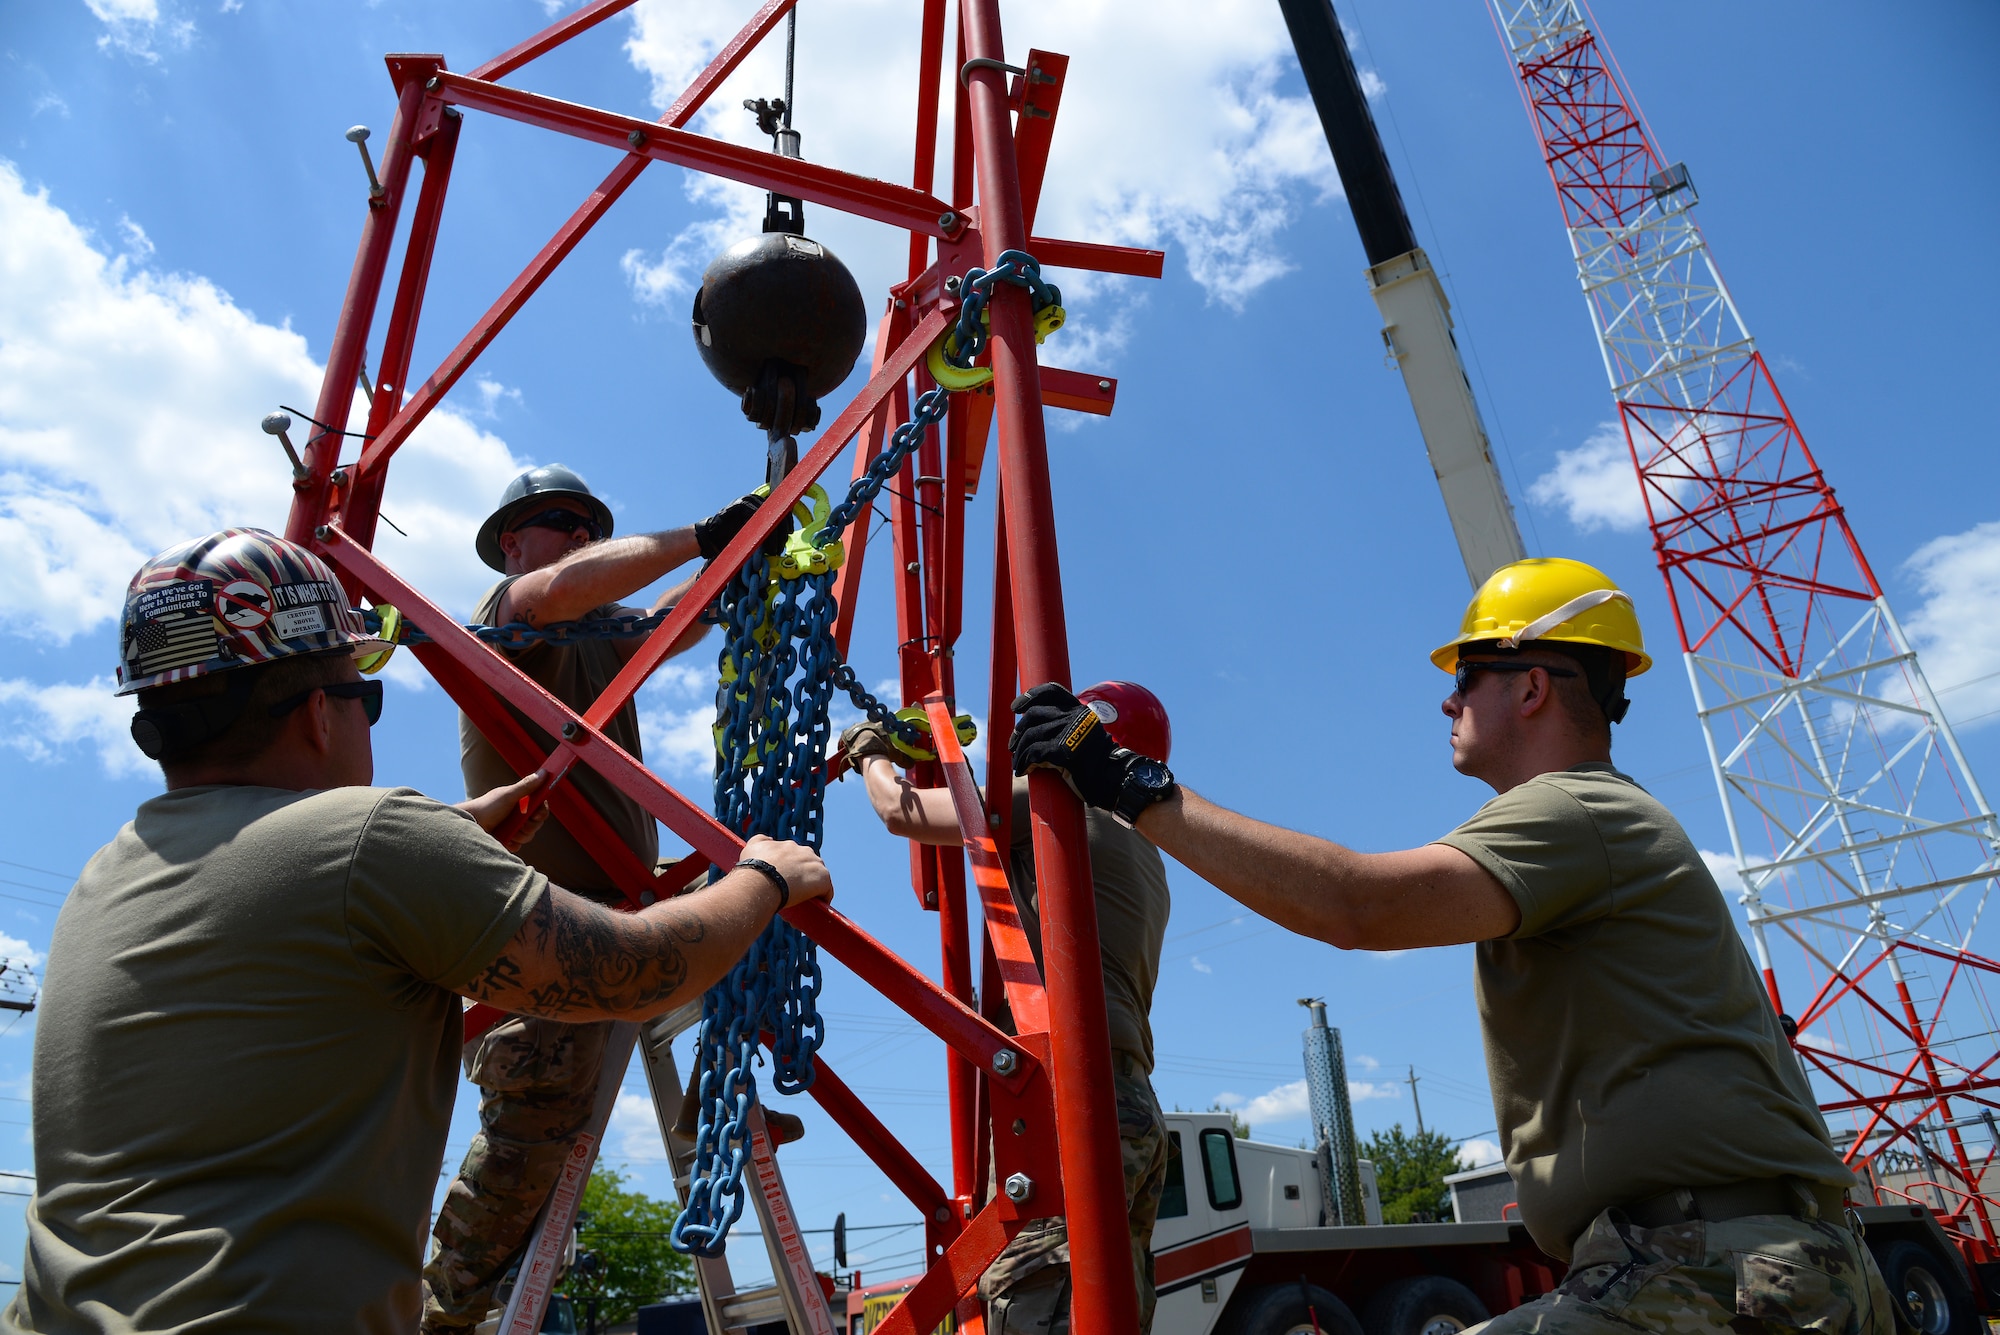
left=1078, top=681, right=1170, bottom=763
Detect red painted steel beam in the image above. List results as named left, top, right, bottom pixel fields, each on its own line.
left=471, top=0, right=645, bottom=82
left=584, top=307, right=952, bottom=732
left=344, top=110, right=462, bottom=549
left=962, top=0, right=1137, bottom=1327
left=872, top=1199, right=1019, bottom=1335
left=350, top=0, right=802, bottom=487
left=829, top=301, right=908, bottom=656
left=431, top=72, right=961, bottom=239
left=797, top=1055, right=950, bottom=1217
left=907, top=0, right=949, bottom=278
left=286, top=66, right=431, bottom=546
left=1026, top=234, right=1166, bottom=279
left=1012, top=51, right=1068, bottom=231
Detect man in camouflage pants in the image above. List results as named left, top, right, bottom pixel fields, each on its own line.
left=1008, top=560, right=1896, bottom=1335
left=423, top=467, right=770, bottom=1332
left=839, top=680, right=1174, bottom=1333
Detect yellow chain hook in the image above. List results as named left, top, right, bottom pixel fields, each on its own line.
left=887, top=705, right=979, bottom=762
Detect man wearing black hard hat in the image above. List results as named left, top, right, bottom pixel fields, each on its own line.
left=423, top=464, right=771, bottom=1332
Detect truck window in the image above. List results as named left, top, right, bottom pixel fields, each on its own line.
left=1200, top=1127, right=1243, bottom=1211
left=1158, top=1132, right=1188, bottom=1218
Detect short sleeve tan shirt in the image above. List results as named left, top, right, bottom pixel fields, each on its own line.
left=1435, top=763, right=1853, bottom=1261
left=8, top=785, right=543, bottom=1333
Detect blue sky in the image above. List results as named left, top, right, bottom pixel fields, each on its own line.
left=2, top=0, right=1998, bottom=1294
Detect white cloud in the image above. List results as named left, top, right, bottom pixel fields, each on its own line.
left=607, top=1088, right=667, bottom=1163
left=620, top=0, right=1341, bottom=323
left=1190, top=955, right=1213, bottom=975
left=1903, top=520, right=2000, bottom=733
left=0, top=675, right=151, bottom=778
left=1529, top=421, right=1646, bottom=533
left=1457, top=1137, right=1501, bottom=1169
left=1701, top=847, right=1748, bottom=899
left=116, top=217, right=154, bottom=259
left=1358, top=68, right=1388, bottom=100
left=32, top=94, right=71, bottom=120
left=84, top=0, right=194, bottom=61
left=637, top=662, right=723, bottom=778
left=1348, top=1079, right=1399, bottom=1101
left=0, top=161, right=531, bottom=651
left=1222, top=1079, right=1308, bottom=1125
left=474, top=378, right=523, bottom=419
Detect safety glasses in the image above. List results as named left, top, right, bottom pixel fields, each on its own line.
left=1453, top=659, right=1577, bottom=697
left=509, top=507, right=603, bottom=541
left=268, top=679, right=385, bottom=726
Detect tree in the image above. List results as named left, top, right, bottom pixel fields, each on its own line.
left=1361, top=1123, right=1464, bottom=1223
left=565, top=1167, right=695, bottom=1325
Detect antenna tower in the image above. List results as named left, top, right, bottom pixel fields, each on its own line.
left=1490, top=0, right=2000, bottom=1251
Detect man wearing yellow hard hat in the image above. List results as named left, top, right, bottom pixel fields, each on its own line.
left=1007, top=558, right=1892, bottom=1335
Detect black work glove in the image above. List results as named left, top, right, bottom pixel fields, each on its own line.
left=838, top=720, right=907, bottom=772
left=1008, top=682, right=1136, bottom=811
left=696, top=492, right=787, bottom=561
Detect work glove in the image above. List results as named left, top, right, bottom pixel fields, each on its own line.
left=696, top=492, right=787, bottom=561
left=838, top=719, right=908, bottom=772
left=1009, top=682, right=1135, bottom=811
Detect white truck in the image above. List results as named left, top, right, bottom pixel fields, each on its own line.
left=1148, top=1112, right=1553, bottom=1335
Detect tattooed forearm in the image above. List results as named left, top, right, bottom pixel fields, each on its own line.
left=466, top=884, right=745, bottom=1022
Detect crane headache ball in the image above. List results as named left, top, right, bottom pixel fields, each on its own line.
left=691, top=232, right=867, bottom=435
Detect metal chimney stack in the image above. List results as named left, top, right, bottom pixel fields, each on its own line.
left=1299, top=998, right=1363, bottom=1226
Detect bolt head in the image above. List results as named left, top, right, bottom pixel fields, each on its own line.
left=924, top=891, right=938, bottom=907
left=991, top=1049, right=1018, bottom=1076
left=628, top=128, right=649, bottom=149
left=938, top=211, right=958, bottom=230
left=561, top=721, right=581, bottom=740
left=345, top=125, right=371, bottom=144
left=330, top=468, right=348, bottom=486
left=1098, top=379, right=1112, bottom=392
left=943, top=276, right=962, bottom=294
left=1003, top=1173, right=1033, bottom=1203
left=261, top=411, right=293, bottom=435
left=933, top=1205, right=950, bottom=1222
left=425, top=76, right=440, bottom=90
left=314, top=526, right=332, bottom=541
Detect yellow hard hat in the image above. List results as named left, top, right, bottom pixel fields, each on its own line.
left=1431, top=557, right=1652, bottom=676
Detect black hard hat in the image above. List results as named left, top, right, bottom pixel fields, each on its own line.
left=475, top=464, right=615, bottom=572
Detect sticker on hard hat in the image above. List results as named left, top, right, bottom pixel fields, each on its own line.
left=271, top=579, right=340, bottom=611
left=1089, top=700, right=1120, bottom=724
left=271, top=604, right=329, bottom=639
left=218, top=579, right=273, bottom=629
left=129, top=580, right=218, bottom=676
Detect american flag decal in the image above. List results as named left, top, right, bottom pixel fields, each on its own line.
left=131, top=611, right=218, bottom=676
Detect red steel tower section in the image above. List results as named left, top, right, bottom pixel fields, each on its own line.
left=1490, top=0, right=2000, bottom=1250
left=279, top=2, right=1164, bottom=1329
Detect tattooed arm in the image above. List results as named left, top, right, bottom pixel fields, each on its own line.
left=464, top=834, right=834, bottom=1022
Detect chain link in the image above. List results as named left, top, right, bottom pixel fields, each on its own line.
left=936, top=248, right=1062, bottom=373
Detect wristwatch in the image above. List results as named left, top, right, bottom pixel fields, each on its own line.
left=1112, top=755, right=1178, bottom=827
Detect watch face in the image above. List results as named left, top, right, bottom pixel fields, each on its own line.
left=1130, top=759, right=1170, bottom=790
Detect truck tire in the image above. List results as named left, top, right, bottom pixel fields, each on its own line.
left=1875, top=1239, right=1975, bottom=1335
left=1362, top=1275, right=1491, bottom=1335
left=1228, top=1281, right=1365, bottom=1335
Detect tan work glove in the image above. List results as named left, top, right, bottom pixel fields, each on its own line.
left=839, top=719, right=907, bottom=772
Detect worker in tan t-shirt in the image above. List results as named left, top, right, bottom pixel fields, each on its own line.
left=428, top=464, right=780, bottom=1332
left=1007, top=559, right=1893, bottom=1335
left=839, top=680, right=1173, bottom=1335
left=8, top=530, right=831, bottom=1334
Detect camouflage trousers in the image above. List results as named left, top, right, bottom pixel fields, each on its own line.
left=420, top=1015, right=613, bottom=1332
left=1471, top=1205, right=1894, bottom=1335
left=980, top=1051, right=1169, bottom=1335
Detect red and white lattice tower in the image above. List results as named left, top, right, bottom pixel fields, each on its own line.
left=1489, top=0, right=2000, bottom=1248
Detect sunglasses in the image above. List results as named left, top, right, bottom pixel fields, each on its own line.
left=1453, top=659, right=1578, bottom=697
left=268, top=679, right=385, bottom=726
left=509, top=507, right=603, bottom=541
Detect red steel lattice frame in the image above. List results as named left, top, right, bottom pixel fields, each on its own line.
left=280, top=2, right=1165, bottom=1329
left=1491, top=0, right=2000, bottom=1257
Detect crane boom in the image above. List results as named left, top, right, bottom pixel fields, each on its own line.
left=1275, top=0, right=1525, bottom=585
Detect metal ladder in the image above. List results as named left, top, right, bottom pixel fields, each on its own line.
left=485, top=1001, right=837, bottom=1335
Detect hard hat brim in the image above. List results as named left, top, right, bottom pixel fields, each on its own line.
left=475, top=490, right=616, bottom=572
left=1431, top=633, right=1652, bottom=677
left=116, top=636, right=395, bottom=696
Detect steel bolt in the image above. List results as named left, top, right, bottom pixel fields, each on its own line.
left=1098, top=379, right=1112, bottom=392
left=1003, top=1173, right=1033, bottom=1203
left=924, top=890, right=938, bottom=907
left=314, top=525, right=331, bottom=541
left=906, top=561, right=921, bottom=573
left=991, top=1049, right=1018, bottom=1076
left=938, top=211, right=958, bottom=230
left=561, top=721, right=581, bottom=740
left=1011, top=1117, right=1027, bottom=1135
left=628, top=129, right=649, bottom=150
left=943, top=276, right=962, bottom=294
left=330, top=468, right=348, bottom=487
left=426, top=76, right=440, bottom=90
left=934, top=1205, right=950, bottom=1223
left=895, top=298, right=908, bottom=309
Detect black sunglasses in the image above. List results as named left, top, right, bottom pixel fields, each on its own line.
left=1454, top=659, right=1578, bottom=696
left=509, top=507, right=602, bottom=541
left=268, top=679, right=385, bottom=726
